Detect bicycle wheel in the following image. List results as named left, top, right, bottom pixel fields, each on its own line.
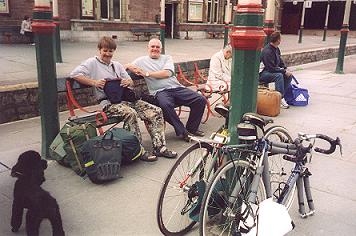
left=199, top=159, right=266, bottom=236
left=157, top=142, right=217, bottom=235
left=264, top=125, right=296, bottom=210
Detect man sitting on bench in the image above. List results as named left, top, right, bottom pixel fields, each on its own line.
left=126, top=38, right=206, bottom=142
left=206, top=44, right=232, bottom=91
left=70, top=36, right=177, bottom=162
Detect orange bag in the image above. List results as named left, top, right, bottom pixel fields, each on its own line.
left=257, top=88, right=281, bottom=117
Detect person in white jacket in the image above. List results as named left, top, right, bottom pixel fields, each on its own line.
left=206, top=45, right=232, bottom=92
left=20, top=16, right=34, bottom=44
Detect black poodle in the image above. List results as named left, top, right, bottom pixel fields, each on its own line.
left=11, top=150, right=65, bottom=236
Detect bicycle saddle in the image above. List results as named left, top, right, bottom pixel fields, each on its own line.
left=241, top=113, right=273, bottom=130
left=214, top=103, right=229, bottom=118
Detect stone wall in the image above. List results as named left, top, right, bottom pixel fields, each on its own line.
left=1, top=45, right=356, bottom=124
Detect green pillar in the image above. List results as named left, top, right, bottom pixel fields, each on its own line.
left=32, top=4, right=60, bottom=158
left=336, top=0, right=352, bottom=74
left=335, top=27, right=349, bottom=74
left=160, top=22, right=165, bottom=54
left=228, top=3, right=266, bottom=144
left=224, top=24, right=229, bottom=47
left=53, top=20, right=63, bottom=63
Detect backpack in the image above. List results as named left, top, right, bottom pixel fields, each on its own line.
left=81, top=131, right=122, bottom=184
left=110, top=128, right=144, bottom=163
left=48, top=122, right=97, bottom=176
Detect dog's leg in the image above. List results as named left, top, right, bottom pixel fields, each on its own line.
left=11, top=200, right=24, bottom=232
left=26, top=211, right=41, bottom=236
left=49, top=204, right=65, bottom=236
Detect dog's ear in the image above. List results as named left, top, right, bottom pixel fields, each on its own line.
left=41, top=160, right=48, bottom=170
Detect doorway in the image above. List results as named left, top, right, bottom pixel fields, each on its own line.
left=165, top=3, right=178, bottom=38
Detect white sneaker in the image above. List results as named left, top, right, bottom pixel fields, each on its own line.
left=280, top=98, right=289, bottom=109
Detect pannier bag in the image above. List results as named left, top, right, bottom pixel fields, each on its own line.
left=257, top=87, right=281, bottom=117
left=284, top=75, right=309, bottom=106
left=110, top=128, right=144, bottom=163
left=50, top=122, right=97, bottom=176
left=81, top=131, right=122, bottom=184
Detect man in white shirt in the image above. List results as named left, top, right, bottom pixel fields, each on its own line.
left=206, top=45, right=232, bottom=91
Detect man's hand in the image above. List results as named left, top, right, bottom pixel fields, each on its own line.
left=285, top=70, right=293, bottom=78
left=121, top=78, right=133, bottom=87
left=94, top=79, right=106, bottom=89
left=126, top=64, right=145, bottom=76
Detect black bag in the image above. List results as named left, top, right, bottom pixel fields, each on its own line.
left=110, top=128, right=144, bottom=164
left=81, top=131, right=122, bottom=184
left=104, top=79, right=138, bottom=103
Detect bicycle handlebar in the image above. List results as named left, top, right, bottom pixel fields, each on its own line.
left=313, top=134, right=342, bottom=155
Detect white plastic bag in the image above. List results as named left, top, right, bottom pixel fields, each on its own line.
left=244, top=198, right=294, bottom=236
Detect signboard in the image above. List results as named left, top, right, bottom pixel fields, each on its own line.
left=305, top=1, right=313, bottom=8
left=81, top=0, right=94, bottom=18
left=0, top=0, right=9, bottom=14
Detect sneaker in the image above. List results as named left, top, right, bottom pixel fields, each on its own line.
left=280, top=98, right=289, bottom=109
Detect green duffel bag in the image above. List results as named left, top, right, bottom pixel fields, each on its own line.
left=59, top=122, right=97, bottom=176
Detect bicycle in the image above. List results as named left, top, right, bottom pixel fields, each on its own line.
left=199, top=127, right=342, bottom=235
left=156, top=104, right=293, bottom=236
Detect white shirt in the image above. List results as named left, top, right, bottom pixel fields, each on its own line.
left=20, top=20, right=32, bottom=35
left=206, top=50, right=232, bottom=91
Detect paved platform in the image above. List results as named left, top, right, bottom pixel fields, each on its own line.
left=1, top=35, right=356, bottom=86
left=0, top=36, right=356, bottom=235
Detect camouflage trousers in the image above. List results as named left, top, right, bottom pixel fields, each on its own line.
left=106, top=100, right=166, bottom=150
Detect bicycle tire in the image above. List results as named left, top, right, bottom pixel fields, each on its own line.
left=157, top=142, right=216, bottom=236
left=199, top=159, right=266, bottom=236
left=264, top=125, right=296, bottom=210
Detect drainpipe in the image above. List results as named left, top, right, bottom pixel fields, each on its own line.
left=160, top=0, right=166, bottom=54
left=264, top=0, right=275, bottom=45
left=298, top=0, right=306, bottom=44
left=224, top=0, right=231, bottom=47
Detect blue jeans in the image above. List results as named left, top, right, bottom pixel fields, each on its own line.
left=259, top=71, right=292, bottom=98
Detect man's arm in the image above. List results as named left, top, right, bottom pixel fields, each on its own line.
left=72, top=75, right=106, bottom=89
left=70, top=61, right=106, bottom=89
left=125, top=63, right=173, bottom=79
left=261, top=47, right=286, bottom=74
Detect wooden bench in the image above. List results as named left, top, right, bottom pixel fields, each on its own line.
left=131, top=28, right=160, bottom=41
left=0, top=25, right=29, bottom=44
left=206, top=28, right=224, bottom=39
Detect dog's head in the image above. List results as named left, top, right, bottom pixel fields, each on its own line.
left=11, top=150, right=47, bottom=184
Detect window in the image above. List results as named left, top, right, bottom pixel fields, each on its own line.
left=81, top=0, right=94, bottom=18
left=100, top=0, right=121, bottom=20
left=188, top=0, right=203, bottom=21
left=113, top=0, right=121, bottom=20
left=101, top=0, right=108, bottom=19
left=207, top=0, right=219, bottom=23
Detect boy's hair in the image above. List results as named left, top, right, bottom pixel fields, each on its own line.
left=270, top=32, right=281, bottom=43
left=97, top=36, right=117, bottom=50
